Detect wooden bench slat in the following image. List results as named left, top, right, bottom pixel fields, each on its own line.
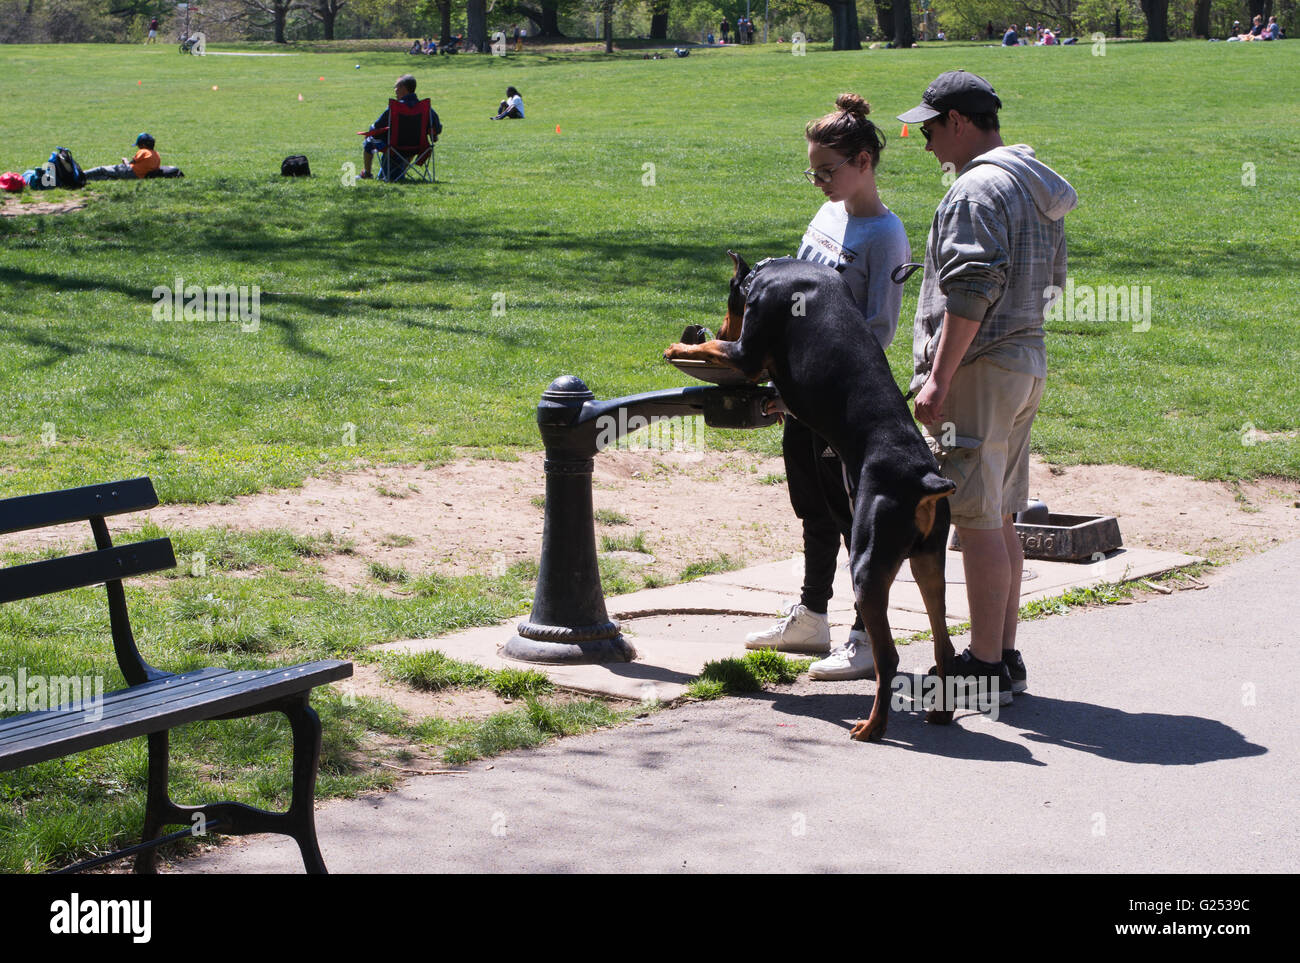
left=0, top=478, right=158, bottom=536
left=0, top=539, right=177, bottom=604
left=0, top=660, right=352, bottom=771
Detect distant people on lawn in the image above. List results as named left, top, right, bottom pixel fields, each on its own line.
left=492, top=86, right=524, bottom=120
left=720, top=18, right=729, bottom=43
left=357, top=74, right=442, bottom=180
left=146, top=17, right=158, bottom=43
left=1002, top=24, right=1019, bottom=45
left=82, top=132, right=161, bottom=181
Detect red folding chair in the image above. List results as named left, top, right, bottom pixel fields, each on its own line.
left=381, top=97, right=435, bottom=183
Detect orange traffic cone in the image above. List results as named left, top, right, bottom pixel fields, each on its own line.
left=900, top=123, right=909, bottom=137
left=556, top=124, right=561, bottom=134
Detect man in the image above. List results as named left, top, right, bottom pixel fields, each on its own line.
left=1001, top=24, right=1019, bottom=45
left=897, top=70, right=1076, bottom=700
left=358, top=74, right=442, bottom=181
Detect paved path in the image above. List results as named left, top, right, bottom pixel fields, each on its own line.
left=181, top=541, right=1298, bottom=873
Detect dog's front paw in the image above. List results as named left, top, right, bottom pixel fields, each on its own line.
left=850, top=718, right=886, bottom=742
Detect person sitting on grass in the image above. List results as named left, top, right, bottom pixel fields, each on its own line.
left=1002, top=24, right=1019, bottom=45
left=491, top=86, right=524, bottom=120
left=82, top=132, right=161, bottom=181
left=356, top=74, right=442, bottom=180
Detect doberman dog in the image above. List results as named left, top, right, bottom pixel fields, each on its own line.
left=665, top=252, right=958, bottom=742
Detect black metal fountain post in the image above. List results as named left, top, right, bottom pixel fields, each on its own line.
left=502, top=375, right=778, bottom=665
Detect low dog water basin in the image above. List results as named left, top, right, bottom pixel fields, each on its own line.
left=952, top=513, right=1123, bottom=562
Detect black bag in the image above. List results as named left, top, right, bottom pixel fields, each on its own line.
left=50, top=147, right=85, bottom=188
left=281, top=155, right=311, bottom=177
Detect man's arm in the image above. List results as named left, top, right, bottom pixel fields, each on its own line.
left=913, top=311, right=981, bottom=425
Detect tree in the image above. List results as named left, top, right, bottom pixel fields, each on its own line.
left=1192, top=0, right=1210, bottom=36
left=814, top=0, right=861, bottom=47
left=895, top=0, right=914, bottom=43
left=602, top=0, right=614, bottom=51
left=649, top=0, right=669, bottom=38
left=229, top=0, right=304, bottom=42
left=309, top=0, right=346, bottom=38
left=466, top=0, right=486, bottom=50
left=1139, top=0, right=1168, bottom=39
left=515, top=0, right=567, bottom=36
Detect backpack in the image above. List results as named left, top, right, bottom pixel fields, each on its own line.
left=48, top=147, right=85, bottom=188
left=281, top=155, right=311, bottom=177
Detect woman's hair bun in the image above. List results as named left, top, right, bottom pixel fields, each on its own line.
left=835, top=92, right=871, bottom=117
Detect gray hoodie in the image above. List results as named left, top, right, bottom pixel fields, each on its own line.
left=910, top=144, right=1078, bottom=392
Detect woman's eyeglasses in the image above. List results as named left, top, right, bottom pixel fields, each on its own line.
left=803, top=155, right=854, bottom=185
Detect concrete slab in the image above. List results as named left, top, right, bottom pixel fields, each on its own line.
left=377, top=544, right=1200, bottom=705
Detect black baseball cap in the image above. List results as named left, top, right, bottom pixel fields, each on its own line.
left=897, top=70, right=1002, bottom=124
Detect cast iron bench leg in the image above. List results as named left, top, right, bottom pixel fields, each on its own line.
left=282, top=693, right=328, bottom=875
left=135, top=729, right=172, bottom=874
left=131, top=693, right=328, bottom=873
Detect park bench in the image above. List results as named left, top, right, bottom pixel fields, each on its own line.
left=0, top=477, right=352, bottom=873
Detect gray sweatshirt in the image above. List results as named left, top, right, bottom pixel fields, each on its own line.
left=910, top=144, right=1078, bottom=392
left=798, top=200, right=912, bottom=350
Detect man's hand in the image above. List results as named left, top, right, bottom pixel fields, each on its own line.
left=913, top=376, right=948, bottom=426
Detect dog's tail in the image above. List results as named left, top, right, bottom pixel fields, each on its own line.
left=914, top=471, right=956, bottom=539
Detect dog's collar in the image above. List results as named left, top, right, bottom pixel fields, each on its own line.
left=740, top=255, right=850, bottom=298
left=739, top=256, right=798, bottom=298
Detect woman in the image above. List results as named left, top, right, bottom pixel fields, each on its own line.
left=492, top=86, right=524, bottom=120
left=745, top=93, right=912, bottom=682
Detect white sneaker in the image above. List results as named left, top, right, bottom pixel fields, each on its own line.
left=744, top=603, right=831, bottom=654
left=808, top=629, right=875, bottom=680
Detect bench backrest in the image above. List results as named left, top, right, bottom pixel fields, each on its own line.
left=0, top=478, right=176, bottom=686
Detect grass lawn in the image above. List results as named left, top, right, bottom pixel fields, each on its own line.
left=0, top=38, right=1297, bottom=870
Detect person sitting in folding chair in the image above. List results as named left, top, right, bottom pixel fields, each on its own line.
left=357, top=74, right=442, bottom=182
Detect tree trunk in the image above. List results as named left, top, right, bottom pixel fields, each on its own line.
left=1114, top=9, right=1121, bottom=37
left=1139, top=0, right=1169, bottom=40
left=874, top=1, right=891, bottom=39
left=467, top=0, right=486, bottom=51
left=518, top=2, right=564, bottom=37
left=439, top=0, right=451, bottom=46
left=603, top=0, right=613, bottom=52
left=1192, top=0, right=1211, bottom=37
left=318, top=1, right=338, bottom=39
left=650, top=0, right=669, bottom=40
left=274, top=2, right=288, bottom=43
left=892, top=0, right=913, bottom=46
left=815, top=0, right=862, bottom=48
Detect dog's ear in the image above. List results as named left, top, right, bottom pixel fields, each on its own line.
left=722, top=252, right=749, bottom=342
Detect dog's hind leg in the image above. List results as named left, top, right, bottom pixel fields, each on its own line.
left=847, top=590, right=901, bottom=743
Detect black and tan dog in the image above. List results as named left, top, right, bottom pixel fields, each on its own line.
left=665, top=253, right=957, bottom=741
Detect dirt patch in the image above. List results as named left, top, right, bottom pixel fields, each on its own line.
left=3, top=452, right=1297, bottom=586
left=0, top=194, right=86, bottom=217
left=345, top=662, right=528, bottom=722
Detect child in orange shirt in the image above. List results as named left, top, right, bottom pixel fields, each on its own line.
left=83, top=133, right=162, bottom=181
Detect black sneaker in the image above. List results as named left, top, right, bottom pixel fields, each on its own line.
left=928, top=649, right=1013, bottom=709
left=1003, top=649, right=1028, bottom=694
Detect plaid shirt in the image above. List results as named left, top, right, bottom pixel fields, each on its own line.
left=911, top=145, right=1076, bottom=390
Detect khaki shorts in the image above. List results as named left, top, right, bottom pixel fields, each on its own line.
left=922, top=358, right=1045, bottom=530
